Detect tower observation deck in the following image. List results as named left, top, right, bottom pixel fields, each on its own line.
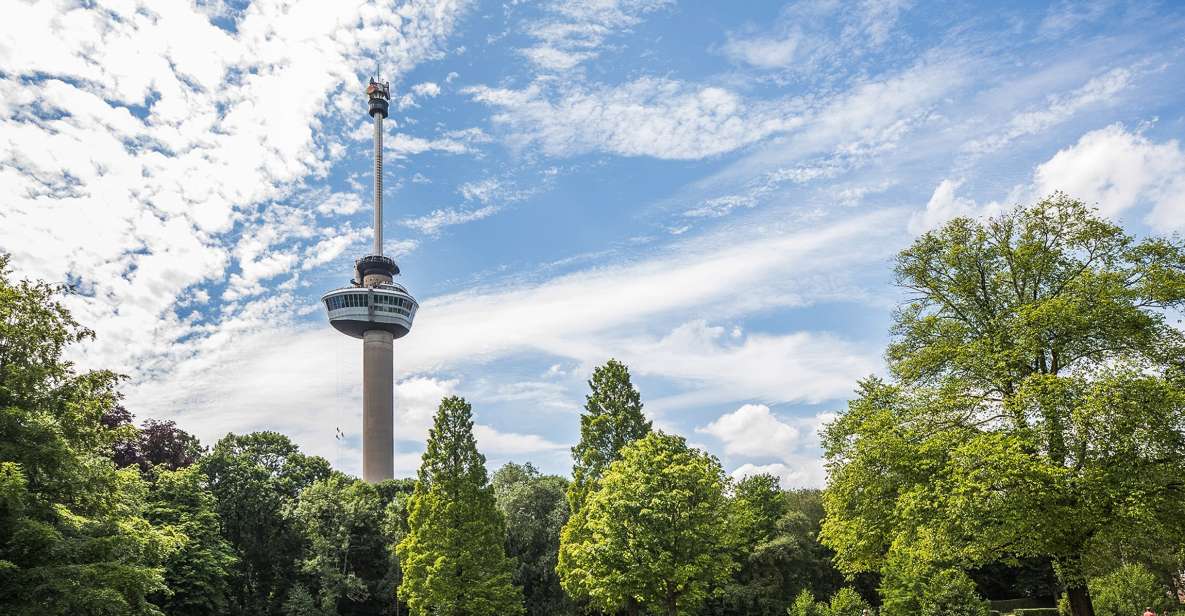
left=320, top=77, right=418, bottom=482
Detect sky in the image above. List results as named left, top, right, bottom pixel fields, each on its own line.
left=2, top=0, right=1185, bottom=487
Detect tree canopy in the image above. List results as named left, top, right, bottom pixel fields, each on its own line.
left=559, top=431, right=734, bottom=616
left=820, top=194, right=1185, bottom=616
left=396, top=396, right=523, bottom=616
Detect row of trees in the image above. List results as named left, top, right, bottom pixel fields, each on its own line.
left=2, top=194, right=1184, bottom=615
left=0, top=253, right=852, bottom=615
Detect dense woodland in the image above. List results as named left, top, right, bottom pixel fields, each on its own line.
left=2, top=195, right=1184, bottom=616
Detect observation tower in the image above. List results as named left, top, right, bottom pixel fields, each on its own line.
left=321, top=77, right=418, bottom=482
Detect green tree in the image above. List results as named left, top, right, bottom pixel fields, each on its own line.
left=788, top=589, right=826, bottom=616
left=710, top=474, right=794, bottom=616
left=820, top=195, right=1185, bottom=616
left=396, top=396, right=523, bottom=616
left=289, top=474, right=412, bottom=616
left=566, top=359, right=652, bottom=513
left=826, top=587, right=870, bottom=616
left=0, top=255, right=178, bottom=614
left=146, top=466, right=237, bottom=616
left=559, top=432, right=733, bottom=616
left=200, top=431, right=332, bottom=615
left=1088, top=563, right=1173, bottom=616
left=492, top=462, right=574, bottom=616
left=559, top=359, right=651, bottom=609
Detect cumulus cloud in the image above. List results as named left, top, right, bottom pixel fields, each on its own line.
left=698, top=403, right=839, bottom=488
left=912, top=124, right=1185, bottom=235
left=698, top=404, right=801, bottom=458
left=731, top=459, right=828, bottom=489
left=1035, top=124, right=1185, bottom=230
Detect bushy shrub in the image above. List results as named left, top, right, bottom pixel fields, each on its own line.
left=828, top=587, right=871, bottom=616
left=919, top=569, right=990, bottom=616
left=788, top=589, right=826, bottom=616
left=1013, top=609, right=1059, bottom=616
left=1089, top=563, right=1172, bottom=616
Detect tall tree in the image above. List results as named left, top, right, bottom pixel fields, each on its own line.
left=559, top=432, right=734, bottom=616
left=492, top=462, right=574, bottom=616
left=396, top=396, right=523, bottom=616
left=566, top=359, right=652, bottom=513
left=0, top=254, right=177, bottom=614
left=146, top=466, right=238, bottom=616
left=819, top=195, right=1185, bottom=616
left=559, top=359, right=651, bottom=610
left=200, top=431, right=332, bottom=616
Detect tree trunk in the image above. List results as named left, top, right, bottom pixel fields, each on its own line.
left=1066, top=584, right=1095, bottom=616
left=626, top=597, right=639, bottom=616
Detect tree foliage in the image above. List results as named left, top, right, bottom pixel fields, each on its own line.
left=396, top=396, right=523, bottom=616
left=492, top=462, right=574, bottom=616
left=820, top=195, right=1185, bottom=616
left=559, top=431, right=733, bottom=616
left=0, top=254, right=177, bottom=614
left=200, top=431, right=332, bottom=615
left=146, top=466, right=237, bottom=616
left=289, top=474, right=412, bottom=616
left=1087, top=563, right=1173, bottom=616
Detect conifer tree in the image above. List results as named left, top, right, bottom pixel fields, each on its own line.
left=558, top=359, right=652, bottom=610
left=396, top=396, right=523, bottom=616
left=565, top=359, right=651, bottom=514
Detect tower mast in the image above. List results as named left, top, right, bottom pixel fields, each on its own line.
left=321, top=76, right=416, bottom=483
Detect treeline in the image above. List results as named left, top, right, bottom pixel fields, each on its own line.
left=0, top=254, right=855, bottom=616
left=4, top=193, right=1185, bottom=616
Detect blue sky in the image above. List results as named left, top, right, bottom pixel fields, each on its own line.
left=3, top=0, right=1185, bottom=485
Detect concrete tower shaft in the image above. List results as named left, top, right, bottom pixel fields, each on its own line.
left=362, top=329, right=394, bottom=480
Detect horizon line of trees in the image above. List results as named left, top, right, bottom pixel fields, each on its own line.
left=2, top=193, right=1185, bottom=615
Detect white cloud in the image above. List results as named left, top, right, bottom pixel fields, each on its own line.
left=1035, top=124, right=1185, bottom=230
left=721, top=0, right=912, bottom=72
left=731, top=459, right=828, bottom=489
left=908, top=178, right=1006, bottom=235
left=0, top=0, right=470, bottom=377
left=401, top=204, right=501, bottom=235
left=698, top=404, right=800, bottom=459
left=701, top=404, right=839, bottom=489
left=963, top=67, right=1135, bottom=154
left=518, top=0, right=673, bottom=72
left=913, top=125, right=1185, bottom=235
left=466, top=78, right=803, bottom=160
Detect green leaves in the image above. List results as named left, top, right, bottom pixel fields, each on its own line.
left=396, top=396, right=523, bottom=616
left=560, top=432, right=733, bottom=616
left=822, top=196, right=1185, bottom=616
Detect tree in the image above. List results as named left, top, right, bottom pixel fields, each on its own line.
left=826, top=587, right=871, bottom=616
left=559, top=431, right=734, bottom=616
left=396, top=396, right=523, bottom=616
left=492, top=462, right=574, bottom=616
left=200, top=431, right=332, bottom=616
left=708, top=474, right=794, bottom=616
left=566, top=359, right=652, bottom=513
left=290, top=474, right=411, bottom=616
left=146, top=466, right=237, bottom=616
left=103, top=408, right=204, bottom=474
left=559, top=359, right=651, bottom=609
left=820, top=195, right=1185, bottom=616
left=0, top=254, right=177, bottom=614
